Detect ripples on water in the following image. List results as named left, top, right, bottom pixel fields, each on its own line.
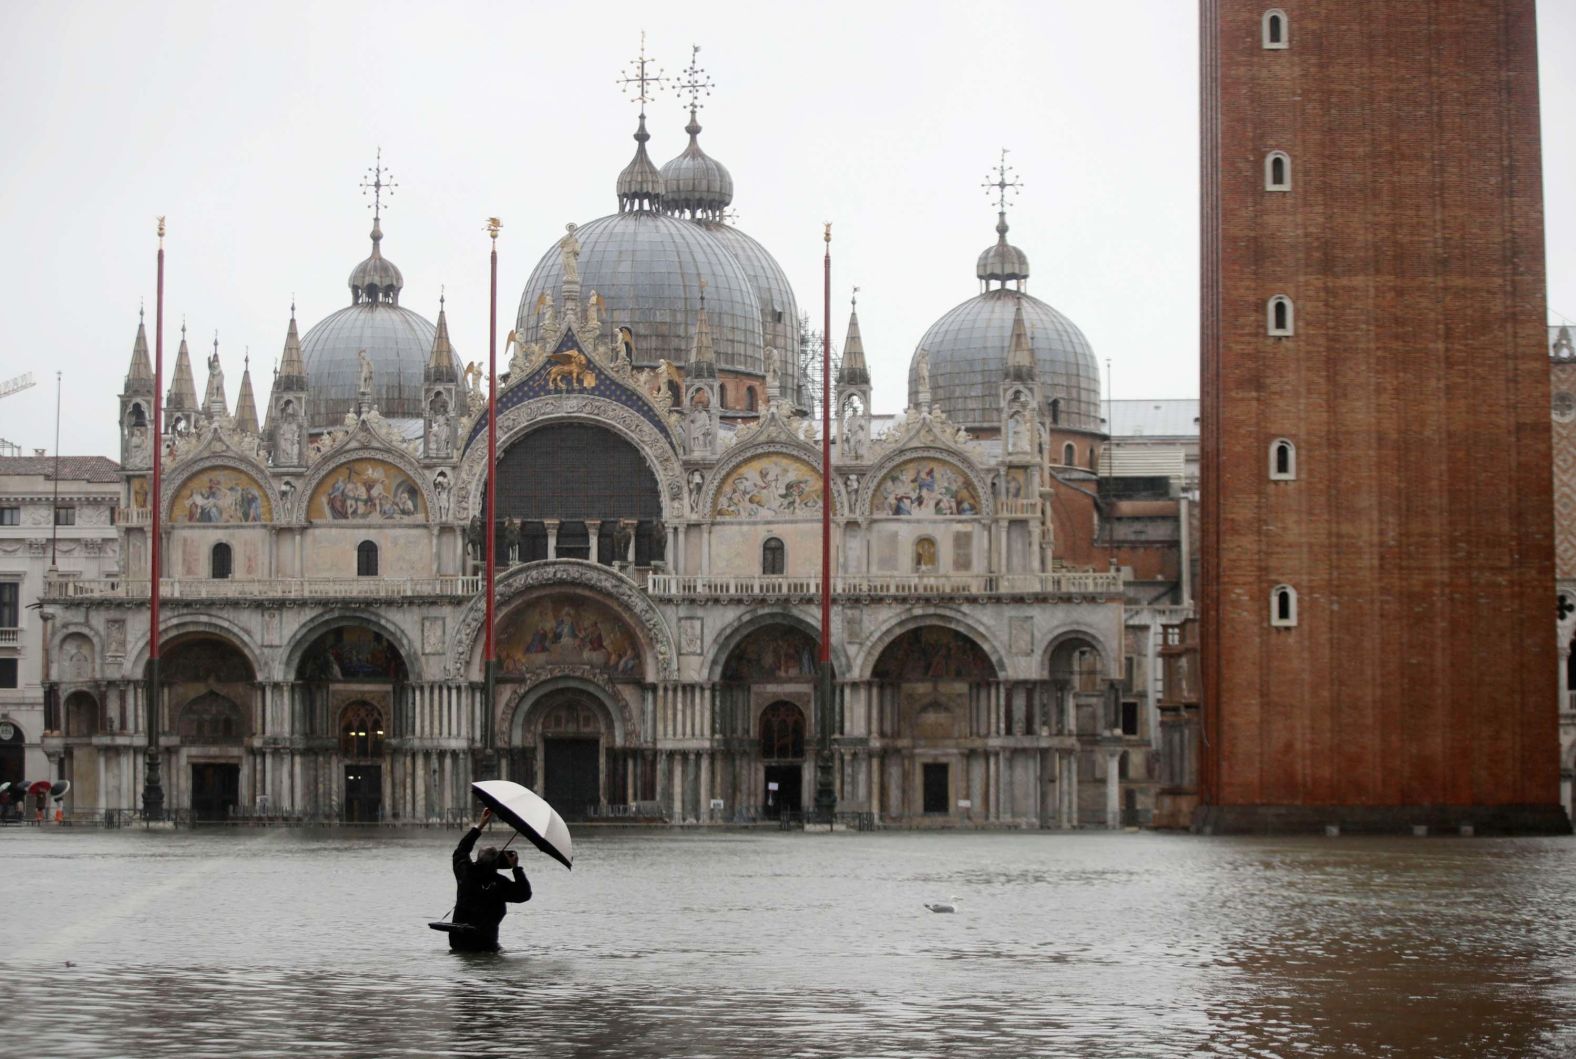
left=5, top=829, right=1575, bottom=1057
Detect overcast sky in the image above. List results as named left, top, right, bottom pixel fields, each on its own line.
left=2, top=1, right=1573, bottom=459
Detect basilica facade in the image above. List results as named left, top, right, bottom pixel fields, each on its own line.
left=40, top=93, right=1149, bottom=828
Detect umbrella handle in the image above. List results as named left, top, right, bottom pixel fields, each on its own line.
left=500, top=831, right=518, bottom=851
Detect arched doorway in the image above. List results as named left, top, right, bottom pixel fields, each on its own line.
left=0, top=719, right=23, bottom=787
left=871, top=625, right=997, bottom=820
left=718, top=622, right=822, bottom=818
left=64, top=691, right=100, bottom=737
left=512, top=690, right=611, bottom=821
left=296, top=624, right=407, bottom=820
left=1046, top=635, right=1108, bottom=735
left=339, top=701, right=386, bottom=822
left=759, top=701, right=805, bottom=817
left=159, top=636, right=255, bottom=820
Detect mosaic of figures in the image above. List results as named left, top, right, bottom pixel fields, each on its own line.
left=309, top=460, right=425, bottom=521
left=713, top=455, right=825, bottom=519
left=873, top=459, right=980, bottom=517
left=872, top=627, right=995, bottom=682
left=298, top=626, right=410, bottom=682
left=722, top=626, right=819, bottom=682
left=171, top=468, right=271, bottom=524
left=163, top=638, right=254, bottom=684
left=497, top=593, right=642, bottom=677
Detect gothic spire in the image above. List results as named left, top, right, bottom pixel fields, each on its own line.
left=1005, top=296, right=1036, bottom=382
left=838, top=289, right=870, bottom=387
left=233, top=354, right=260, bottom=434
left=426, top=293, right=458, bottom=383
left=166, top=323, right=198, bottom=413
left=124, top=309, right=153, bottom=394
left=687, top=279, right=717, bottom=378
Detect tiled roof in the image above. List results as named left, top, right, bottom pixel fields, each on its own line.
left=0, top=456, right=122, bottom=483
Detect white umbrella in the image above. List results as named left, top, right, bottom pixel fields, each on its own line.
left=471, top=780, right=574, bottom=870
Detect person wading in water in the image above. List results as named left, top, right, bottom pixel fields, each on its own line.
left=449, top=807, right=532, bottom=952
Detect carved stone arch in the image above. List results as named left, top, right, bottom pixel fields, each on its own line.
left=855, top=607, right=1007, bottom=682
left=294, top=444, right=437, bottom=525
left=704, top=607, right=851, bottom=683
left=123, top=614, right=264, bottom=682
left=453, top=396, right=684, bottom=524
left=501, top=671, right=634, bottom=749
left=1040, top=625, right=1115, bottom=681
left=281, top=608, right=425, bottom=685
left=161, top=454, right=281, bottom=526
left=700, top=441, right=849, bottom=517
left=449, top=559, right=676, bottom=680
left=49, top=622, right=105, bottom=681
left=860, top=445, right=994, bottom=519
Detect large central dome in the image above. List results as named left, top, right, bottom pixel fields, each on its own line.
left=516, top=106, right=796, bottom=385
left=517, top=211, right=765, bottom=374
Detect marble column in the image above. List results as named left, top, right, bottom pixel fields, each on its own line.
left=545, top=520, right=559, bottom=561
left=1104, top=747, right=1122, bottom=830
left=587, top=520, right=602, bottom=564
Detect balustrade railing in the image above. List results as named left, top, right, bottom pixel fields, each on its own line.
left=43, top=576, right=482, bottom=600
left=0, top=628, right=18, bottom=646
left=647, top=571, right=1123, bottom=599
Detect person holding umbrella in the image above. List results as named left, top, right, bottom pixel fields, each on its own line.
left=448, top=806, right=532, bottom=952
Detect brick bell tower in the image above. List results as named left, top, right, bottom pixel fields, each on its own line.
left=1198, top=1, right=1569, bottom=833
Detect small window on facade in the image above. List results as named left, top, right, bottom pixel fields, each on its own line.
left=128, top=403, right=147, bottom=427
left=1270, top=438, right=1297, bottom=480
left=0, top=658, right=17, bottom=689
left=53, top=507, right=75, bottom=526
left=761, top=537, right=785, bottom=575
left=0, top=582, right=19, bottom=627
left=1263, top=9, right=1288, bottom=48
left=1271, top=584, right=1298, bottom=627
left=667, top=380, right=682, bottom=407
left=357, top=540, right=379, bottom=577
left=718, top=383, right=728, bottom=409
left=1049, top=398, right=1061, bottom=425
left=746, top=388, right=758, bottom=412
left=210, top=542, right=232, bottom=580
left=1268, top=295, right=1294, bottom=336
left=1089, top=446, right=1098, bottom=469
left=0, top=506, right=18, bottom=526
left=1062, top=442, right=1076, bottom=466
left=914, top=536, right=938, bottom=572
left=1266, top=151, right=1290, bottom=191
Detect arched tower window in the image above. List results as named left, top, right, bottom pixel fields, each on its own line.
left=357, top=540, right=379, bottom=577
left=1062, top=442, right=1076, bottom=466
left=746, top=388, right=758, bottom=412
left=210, top=542, right=232, bottom=580
left=1049, top=398, right=1061, bottom=425
left=1270, top=438, right=1297, bottom=480
left=718, top=383, right=729, bottom=409
left=1268, top=295, right=1294, bottom=336
left=762, top=537, right=785, bottom=575
left=1265, top=151, right=1291, bottom=191
left=340, top=702, right=386, bottom=758
left=127, top=403, right=147, bottom=427
left=1263, top=9, right=1288, bottom=48
left=1271, top=584, right=1298, bottom=627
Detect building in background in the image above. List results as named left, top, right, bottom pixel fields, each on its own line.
left=37, top=65, right=1205, bottom=827
left=0, top=455, right=121, bottom=793
left=1199, top=1, right=1567, bottom=833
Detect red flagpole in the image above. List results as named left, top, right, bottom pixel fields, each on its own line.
left=820, top=224, right=832, bottom=665
left=484, top=219, right=500, bottom=765
left=143, top=217, right=166, bottom=820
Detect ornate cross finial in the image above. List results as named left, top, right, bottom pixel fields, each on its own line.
left=361, top=147, right=397, bottom=219
left=982, top=147, right=1023, bottom=212
left=618, top=31, right=666, bottom=110
left=677, top=44, right=712, bottom=115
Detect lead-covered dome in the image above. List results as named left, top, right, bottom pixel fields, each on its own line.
left=660, top=114, right=733, bottom=221
left=301, top=214, right=460, bottom=429
left=910, top=289, right=1100, bottom=431
left=517, top=210, right=765, bottom=374
left=701, top=221, right=800, bottom=399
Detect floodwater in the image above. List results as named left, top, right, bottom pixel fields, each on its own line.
left=5, top=828, right=1576, bottom=1058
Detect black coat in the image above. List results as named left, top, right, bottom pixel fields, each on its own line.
left=450, top=827, right=531, bottom=950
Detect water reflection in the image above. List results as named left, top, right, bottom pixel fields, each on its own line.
left=6, top=830, right=1576, bottom=1057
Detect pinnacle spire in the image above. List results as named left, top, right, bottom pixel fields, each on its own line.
left=426, top=296, right=458, bottom=382
left=1006, top=296, right=1036, bottom=381
left=166, top=324, right=198, bottom=413
left=687, top=278, right=717, bottom=377
left=838, top=288, right=870, bottom=387
left=233, top=355, right=260, bottom=434
left=125, top=314, right=153, bottom=393
left=277, top=306, right=306, bottom=388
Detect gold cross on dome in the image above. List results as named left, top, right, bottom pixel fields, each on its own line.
left=982, top=147, right=1022, bottom=212
left=618, top=31, right=666, bottom=109
left=677, top=44, right=712, bottom=114
left=361, top=147, right=397, bottom=217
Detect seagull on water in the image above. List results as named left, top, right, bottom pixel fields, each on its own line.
left=924, top=897, right=959, bottom=913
